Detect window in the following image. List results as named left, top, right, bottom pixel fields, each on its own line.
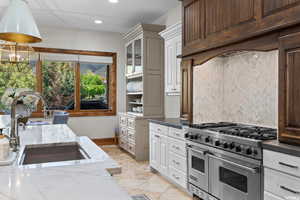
left=0, top=47, right=117, bottom=117
left=42, top=60, right=75, bottom=110
left=0, top=62, right=36, bottom=111
left=80, top=63, right=109, bottom=110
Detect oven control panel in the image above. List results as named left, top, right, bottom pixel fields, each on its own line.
left=185, top=132, right=262, bottom=159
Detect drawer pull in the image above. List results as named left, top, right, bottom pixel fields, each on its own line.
left=173, top=160, right=180, bottom=165
left=155, top=135, right=160, bottom=138
left=175, top=133, right=181, bottom=137
left=172, top=174, right=180, bottom=180
left=280, top=186, right=300, bottom=194
left=172, top=145, right=180, bottom=150
left=279, top=162, right=299, bottom=169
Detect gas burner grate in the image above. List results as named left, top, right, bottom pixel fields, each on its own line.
left=190, top=122, right=237, bottom=129
left=217, top=126, right=277, bottom=140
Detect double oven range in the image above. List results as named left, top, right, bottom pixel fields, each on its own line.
left=184, top=122, right=277, bottom=200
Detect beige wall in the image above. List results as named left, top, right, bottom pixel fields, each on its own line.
left=193, top=51, right=278, bottom=128
left=36, top=26, right=126, bottom=139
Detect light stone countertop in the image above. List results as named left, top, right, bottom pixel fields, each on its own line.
left=0, top=124, right=131, bottom=200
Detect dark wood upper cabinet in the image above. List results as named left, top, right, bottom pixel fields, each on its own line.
left=205, top=0, right=255, bottom=36
left=279, top=33, right=300, bottom=145
left=182, top=0, right=300, bottom=57
left=263, top=0, right=300, bottom=16
left=183, top=0, right=205, bottom=47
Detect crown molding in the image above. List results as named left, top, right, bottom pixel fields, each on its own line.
left=159, top=21, right=182, bottom=41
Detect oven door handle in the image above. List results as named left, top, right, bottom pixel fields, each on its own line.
left=208, top=154, right=260, bottom=174
left=187, top=145, right=209, bottom=155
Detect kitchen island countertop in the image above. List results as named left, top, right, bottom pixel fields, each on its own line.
left=0, top=124, right=131, bottom=200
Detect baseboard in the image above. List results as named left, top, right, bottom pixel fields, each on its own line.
left=92, top=138, right=118, bottom=146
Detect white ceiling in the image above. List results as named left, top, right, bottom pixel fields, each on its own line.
left=0, top=0, right=179, bottom=33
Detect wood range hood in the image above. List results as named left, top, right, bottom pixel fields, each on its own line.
left=180, top=0, right=300, bottom=145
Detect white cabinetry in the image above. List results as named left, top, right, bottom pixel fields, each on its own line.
left=118, top=113, right=149, bottom=161
left=264, top=149, right=300, bottom=200
left=160, top=22, right=182, bottom=95
left=149, top=122, right=187, bottom=190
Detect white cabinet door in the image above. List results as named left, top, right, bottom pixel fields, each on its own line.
left=164, top=36, right=181, bottom=95
left=165, top=42, right=175, bottom=93
left=150, top=132, right=160, bottom=170
left=160, top=135, right=169, bottom=175
left=174, top=38, right=181, bottom=93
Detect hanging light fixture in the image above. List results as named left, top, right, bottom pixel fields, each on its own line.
left=0, top=41, right=35, bottom=64
left=0, top=0, right=42, bottom=43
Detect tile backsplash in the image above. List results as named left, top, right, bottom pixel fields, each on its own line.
left=193, top=50, right=278, bottom=128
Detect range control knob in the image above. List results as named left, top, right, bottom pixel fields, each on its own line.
left=229, top=142, right=235, bottom=149
left=184, top=133, right=189, bottom=138
left=191, top=134, right=199, bottom=140
left=253, top=149, right=258, bottom=155
left=235, top=145, right=242, bottom=152
left=205, top=137, right=210, bottom=143
left=215, top=141, right=221, bottom=146
left=246, top=148, right=253, bottom=155
left=223, top=143, right=229, bottom=149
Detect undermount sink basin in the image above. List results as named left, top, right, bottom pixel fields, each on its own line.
left=19, top=142, right=90, bottom=165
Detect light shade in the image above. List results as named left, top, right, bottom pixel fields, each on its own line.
left=0, top=0, right=42, bottom=43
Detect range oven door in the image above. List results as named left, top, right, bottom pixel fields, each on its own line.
left=187, top=144, right=209, bottom=192
left=208, top=154, right=261, bottom=200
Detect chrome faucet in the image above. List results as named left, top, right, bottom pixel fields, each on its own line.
left=10, top=91, right=48, bottom=152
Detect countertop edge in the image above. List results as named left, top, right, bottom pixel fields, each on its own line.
left=148, top=118, right=188, bottom=129
left=262, top=140, right=300, bottom=157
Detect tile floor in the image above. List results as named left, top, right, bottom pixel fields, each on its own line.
left=102, top=145, right=192, bottom=200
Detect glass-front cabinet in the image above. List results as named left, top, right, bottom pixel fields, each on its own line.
left=126, top=43, right=133, bottom=75
left=126, top=38, right=143, bottom=76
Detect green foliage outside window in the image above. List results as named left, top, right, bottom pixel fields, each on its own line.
left=0, top=63, right=35, bottom=111
left=42, top=61, right=75, bottom=110
left=80, top=70, right=106, bottom=100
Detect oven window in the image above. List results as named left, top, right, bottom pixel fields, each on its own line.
left=219, top=167, right=248, bottom=193
left=192, top=156, right=205, bottom=173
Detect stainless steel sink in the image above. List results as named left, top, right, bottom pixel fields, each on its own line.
left=19, top=142, right=90, bottom=165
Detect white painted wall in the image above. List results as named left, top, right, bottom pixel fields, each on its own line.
left=36, top=26, right=126, bottom=139
left=153, top=3, right=182, bottom=28
left=153, top=2, right=182, bottom=118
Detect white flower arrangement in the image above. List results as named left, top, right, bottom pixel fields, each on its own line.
left=1, top=88, right=39, bottom=112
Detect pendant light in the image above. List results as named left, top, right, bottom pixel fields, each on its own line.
left=0, top=41, right=35, bottom=64
left=0, top=0, right=42, bottom=43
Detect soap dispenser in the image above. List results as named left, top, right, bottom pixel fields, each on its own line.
left=0, top=129, right=9, bottom=161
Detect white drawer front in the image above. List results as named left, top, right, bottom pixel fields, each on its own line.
left=169, top=152, right=187, bottom=173
left=265, top=168, right=300, bottom=200
left=127, top=129, right=135, bottom=144
left=169, top=127, right=185, bottom=140
left=264, top=192, right=284, bottom=200
left=120, top=127, right=128, bottom=138
left=264, top=150, right=300, bottom=177
left=127, top=118, right=135, bottom=129
left=119, top=138, right=127, bottom=150
left=128, top=142, right=135, bottom=155
left=169, top=137, right=186, bottom=157
left=149, top=123, right=168, bottom=136
left=119, top=116, right=127, bottom=127
left=169, top=166, right=187, bottom=189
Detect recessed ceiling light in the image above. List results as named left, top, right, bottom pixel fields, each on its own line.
left=94, top=20, right=103, bottom=24
left=109, top=0, right=119, bottom=3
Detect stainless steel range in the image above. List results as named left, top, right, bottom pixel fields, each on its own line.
left=185, top=122, right=277, bottom=200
